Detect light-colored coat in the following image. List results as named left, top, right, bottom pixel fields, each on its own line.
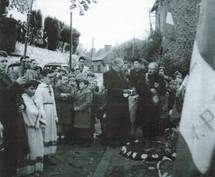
left=34, top=83, right=58, bottom=155
left=19, top=93, right=44, bottom=176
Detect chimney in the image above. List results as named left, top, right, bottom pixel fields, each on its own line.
left=104, top=45, right=112, bottom=52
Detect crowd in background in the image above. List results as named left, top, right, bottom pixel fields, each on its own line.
left=0, top=54, right=188, bottom=177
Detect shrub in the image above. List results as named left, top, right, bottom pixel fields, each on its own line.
left=44, top=16, right=59, bottom=51
left=0, top=17, right=17, bottom=53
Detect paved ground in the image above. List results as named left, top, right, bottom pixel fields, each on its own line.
left=0, top=120, right=173, bottom=177
left=95, top=147, right=159, bottom=177
left=41, top=143, right=160, bottom=177
left=0, top=140, right=174, bottom=177
left=41, top=142, right=106, bottom=177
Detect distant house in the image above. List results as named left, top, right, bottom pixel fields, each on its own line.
left=92, top=45, right=111, bottom=73
left=150, top=0, right=176, bottom=52
left=150, top=0, right=201, bottom=71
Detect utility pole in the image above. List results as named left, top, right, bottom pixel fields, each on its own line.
left=22, top=0, right=34, bottom=76
left=132, top=32, right=135, bottom=58
left=91, top=37, right=94, bottom=61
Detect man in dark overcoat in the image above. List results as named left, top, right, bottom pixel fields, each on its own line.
left=136, top=62, right=166, bottom=139
left=0, top=56, right=29, bottom=177
left=54, top=75, right=75, bottom=143
left=103, top=57, right=131, bottom=146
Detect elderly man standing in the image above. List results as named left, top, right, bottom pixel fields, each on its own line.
left=137, top=62, right=166, bottom=139
left=103, top=57, right=131, bottom=146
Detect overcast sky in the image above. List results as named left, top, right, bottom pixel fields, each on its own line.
left=34, top=0, right=155, bottom=49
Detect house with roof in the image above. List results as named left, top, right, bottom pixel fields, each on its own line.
left=150, top=0, right=176, bottom=52
left=150, top=0, right=201, bottom=74
left=91, top=45, right=111, bottom=73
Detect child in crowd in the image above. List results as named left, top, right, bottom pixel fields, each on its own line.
left=73, top=79, right=93, bottom=147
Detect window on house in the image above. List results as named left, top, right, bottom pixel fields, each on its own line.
left=196, top=2, right=201, bottom=20
left=98, top=64, right=101, bottom=72
left=158, top=14, right=161, bottom=29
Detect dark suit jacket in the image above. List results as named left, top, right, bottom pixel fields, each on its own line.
left=103, top=69, right=130, bottom=120
left=129, top=69, right=145, bottom=90
left=103, top=69, right=130, bottom=102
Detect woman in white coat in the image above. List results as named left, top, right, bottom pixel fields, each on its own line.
left=34, top=70, right=58, bottom=166
left=19, top=80, right=44, bottom=177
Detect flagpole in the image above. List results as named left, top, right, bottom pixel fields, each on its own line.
left=23, top=0, right=34, bottom=58
left=69, top=10, right=73, bottom=71
left=149, top=9, right=153, bottom=35
left=22, top=0, right=34, bottom=76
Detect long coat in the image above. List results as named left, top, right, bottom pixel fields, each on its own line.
left=136, top=73, right=166, bottom=138
left=54, top=84, right=75, bottom=125
left=0, top=72, right=12, bottom=121
left=19, top=93, right=44, bottom=176
left=0, top=78, right=29, bottom=177
left=34, top=83, right=58, bottom=155
left=103, top=69, right=131, bottom=140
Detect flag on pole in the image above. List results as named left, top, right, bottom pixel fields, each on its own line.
left=80, top=0, right=89, bottom=11
left=173, top=0, right=215, bottom=177
left=70, top=0, right=79, bottom=12
left=78, top=4, right=85, bottom=16
left=86, top=0, right=91, bottom=4
left=70, top=0, right=98, bottom=16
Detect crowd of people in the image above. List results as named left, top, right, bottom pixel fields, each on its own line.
left=0, top=54, right=188, bottom=177
left=102, top=58, right=187, bottom=146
